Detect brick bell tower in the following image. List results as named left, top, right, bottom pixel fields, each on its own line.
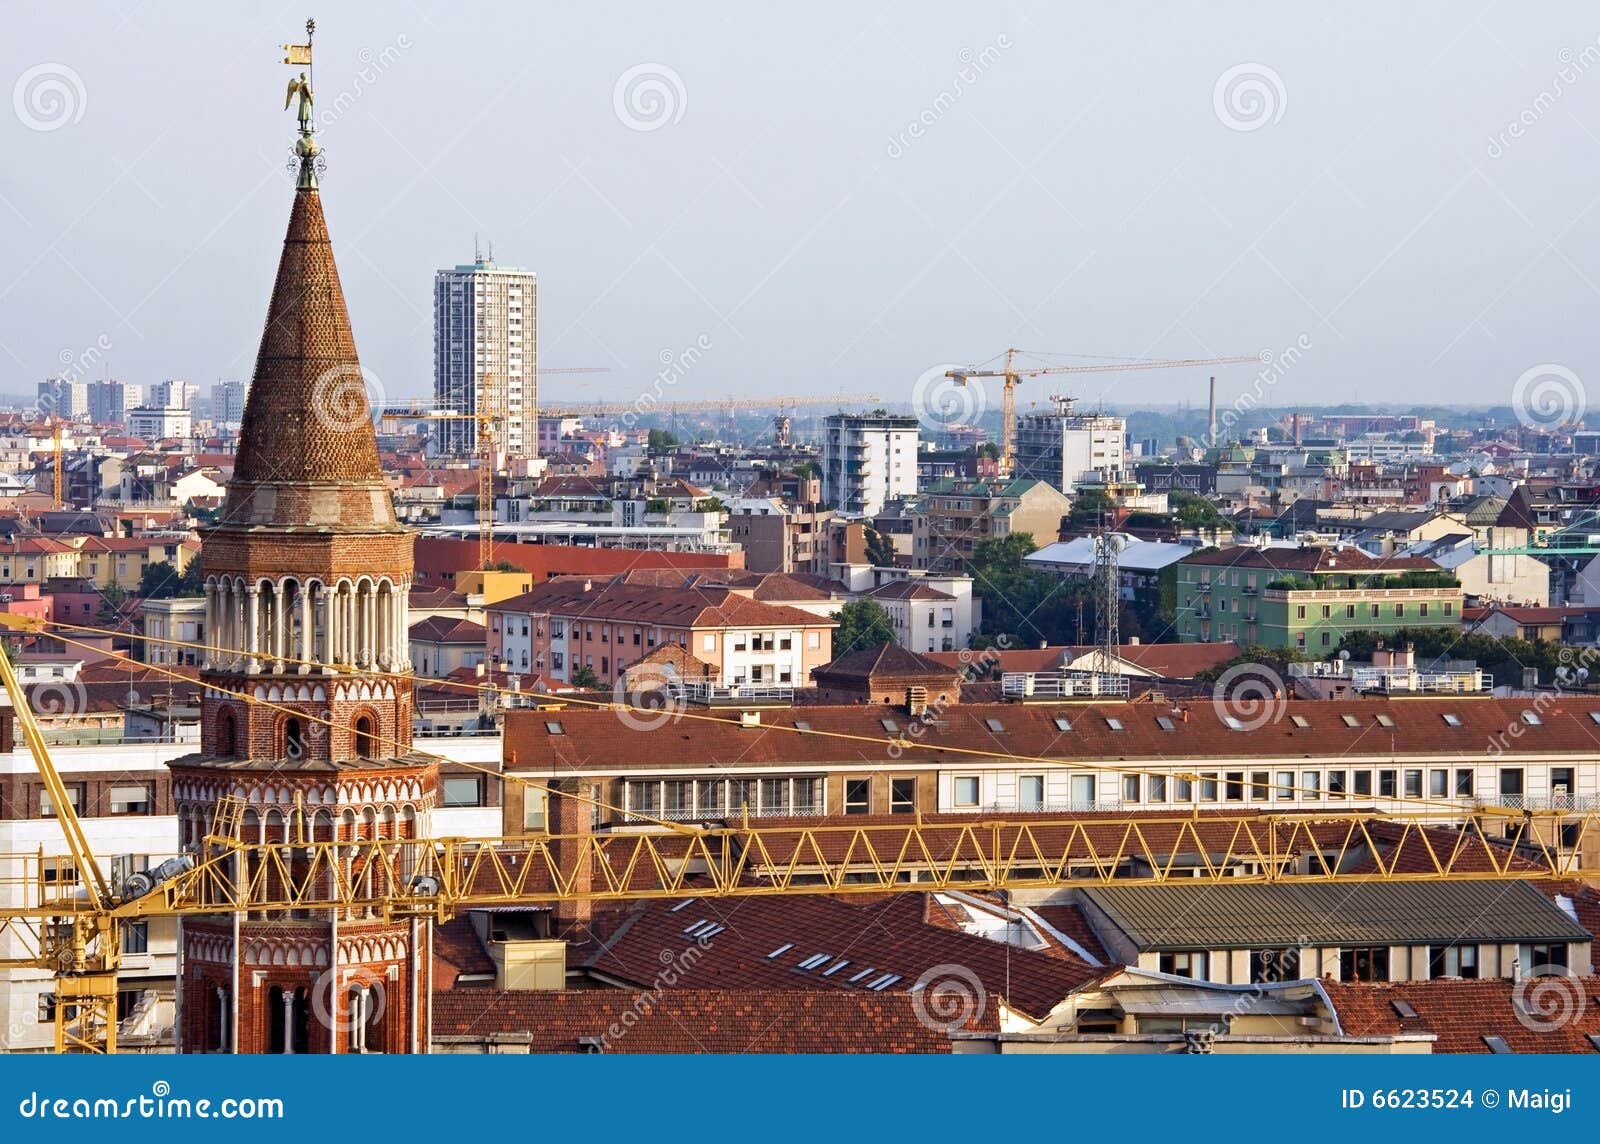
left=170, top=104, right=437, bottom=1053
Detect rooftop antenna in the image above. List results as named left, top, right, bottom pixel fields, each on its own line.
left=1092, top=511, right=1120, bottom=676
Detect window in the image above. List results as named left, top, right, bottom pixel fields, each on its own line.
left=1483, top=1035, right=1512, bottom=1054
left=1053, top=717, right=1073, bottom=732
left=1340, top=946, right=1390, bottom=982
left=1403, top=769, right=1422, bottom=798
left=890, top=778, right=916, bottom=814
left=984, top=718, right=1005, bottom=733
left=1346, top=604, right=1356, bottom=618
left=1290, top=715, right=1310, bottom=729
left=522, top=787, right=548, bottom=831
left=1250, top=772, right=1270, bottom=800
left=1224, top=772, right=1244, bottom=802
left=1158, top=951, right=1208, bottom=979
left=545, top=721, right=565, bottom=735
left=1174, top=776, right=1192, bottom=801
left=880, top=718, right=900, bottom=734
left=283, top=717, right=305, bottom=760
left=1519, top=711, right=1542, bottom=726
left=703, top=635, right=716, bottom=652
left=353, top=715, right=375, bottom=759
left=1327, top=770, right=1346, bottom=798
left=807, top=632, right=821, bottom=649
left=846, top=779, right=872, bottom=814
left=40, top=787, right=82, bottom=818
left=1429, top=769, right=1448, bottom=798
left=1499, top=769, right=1524, bottom=798
left=1123, top=774, right=1141, bottom=803
left=1200, top=773, right=1219, bottom=802
left=1276, top=771, right=1295, bottom=799
left=1251, top=948, right=1298, bottom=984
left=1301, top=771, right=1319, bottom=800
left=442, top=777, right=481, bottom=807
left=1378, top=770, right=1396, bottom=798
left=1375, top=713, right=1395, bottom=728
left=1429, top=944, right=1478, bottom=979
left=1104, top=717, right=1124, bottom=732
left=1455, top=769, right=1474, bottom=798
left=1369, top=603, right=1380, bottom=619
left=1418, top=603, right=1428, bottom=617
left=1156, top=716, right=1176, bottom=732
left=1521, top=943, right=1569, bottom=972
left=122, top=921, right=149, bottom=954
left=952, top=776, right=979, bottom=808
left=109, top=785, right=151, bottom=815
left=1321, top=604, right=1331, bottom=619
left=1353, top=770, right=1372, bottom=797
left=1018, top=775, right=1044, bottom=811
left=1148, top=774, right=1167, bottom=802
left=1394, top=603, right=1405, bottom=618
left=1442, top=713, right=1462, bottom=727
left=1341, top=714, right=1360, bottom=728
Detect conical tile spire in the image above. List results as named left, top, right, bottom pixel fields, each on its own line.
left=223, top=184, right=399, bottom=531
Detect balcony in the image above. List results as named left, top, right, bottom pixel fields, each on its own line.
left=623, top=803, right=827, bottom=825
left=1262, top=585, right=1458, bottom=602
left=1001, top=672, right=1131, bottom=700
left=671, top=681, right=795, bottom=706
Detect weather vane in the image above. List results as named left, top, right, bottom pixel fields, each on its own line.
left=280, top=18, right=324, bottom=187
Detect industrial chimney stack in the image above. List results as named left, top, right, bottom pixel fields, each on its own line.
left=1207, top=375, right=1218, bottom=445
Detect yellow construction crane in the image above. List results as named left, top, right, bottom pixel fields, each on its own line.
left=947, top=349, right=1262, bottom=478
left=50, top=419, right=64, bottom=510
left=1, top=619, right=1597, bottom=1053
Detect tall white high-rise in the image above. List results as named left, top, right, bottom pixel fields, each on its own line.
left=433, top=251, right=536, bottom=456
left=821, top=413, right=920, bottom=517
left=1013, top=396, right=1127, bottom=493
left=211, top=379, right=249, bottom=426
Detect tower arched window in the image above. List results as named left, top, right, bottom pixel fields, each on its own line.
left=354, top=715, right=375, bottom=759
left=217, top=709, right=237, bottom=757
left=283, top=717, right=305, bottom=760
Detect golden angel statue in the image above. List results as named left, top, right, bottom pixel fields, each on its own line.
left=285, top=72, right=314, bottom=135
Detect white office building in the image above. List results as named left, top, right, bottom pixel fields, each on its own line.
left=127, top=406, right=192, bottom=441
left=1013, top=397, right=1127, bottom=493
left=87, top=380, right=143, bottom=425
left=821, top=413, right=919, bottom=517
left=210, top=379, right=249, bottom=427
left=433, top=253, right=536, bottom=457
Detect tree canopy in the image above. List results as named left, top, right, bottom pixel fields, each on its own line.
left=831, top=598, right=897, bottom=656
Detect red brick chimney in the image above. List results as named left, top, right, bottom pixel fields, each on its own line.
left=548, top=777, right=594, bottom=929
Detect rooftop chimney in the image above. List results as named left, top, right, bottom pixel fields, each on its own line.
left=1207, top=376, right=1218, bottom=446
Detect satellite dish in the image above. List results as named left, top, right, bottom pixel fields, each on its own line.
left=1338, top=650, right=1351, bottom=661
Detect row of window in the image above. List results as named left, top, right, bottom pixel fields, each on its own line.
left=1157, top=941, right=1566, bottom=983
left=949, top=766, right=1570, bottom=807
left=615, top=776, right=921, bottom=819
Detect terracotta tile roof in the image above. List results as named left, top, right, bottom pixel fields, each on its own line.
left=430, top=988, right=953, bottom=1052
left=582, top=892, right=1103, bottom=1023
left=491, top=579, right=832, bottom=631
left=812, top=643, right=960, bottom=682
left=1324, top=978, right=1600, bottom=1053
left=1181, top=545, right=1442, bottom=574
left=1032, top=904, right=1111, bottom=964
left=431, top=916, right=496, bottom=987
left=408, top=616, right=487, bottom=644
left=865, top=580, right=955, bottom=601
left=504, top=694, right=1600, bottom=772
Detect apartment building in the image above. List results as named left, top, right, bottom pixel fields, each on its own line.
left=821, top=413, right=918, bottom=517
left=1174, top=544, right=1463, bottom=650
left=1013, top=396, right=1127, bottom=493
left=487, top=576, right=835, bottom=686
left=434, top=253, right=535, bottom=456
left=911, top=477, right=1071, bottom=573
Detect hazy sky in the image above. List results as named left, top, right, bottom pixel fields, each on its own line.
left=3, top=2, right=1598, bottom=419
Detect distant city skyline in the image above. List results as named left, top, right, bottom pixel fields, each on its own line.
left=3, top=3, right=1599, bottom=419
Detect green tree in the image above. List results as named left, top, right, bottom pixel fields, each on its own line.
left=96, top=582, right=128, bottom=625
left=975, top=441, right=1001, bottom=461
left=1169, top=489, right=1226, bottom=530
left=1066, top=488, right=1115, bottom=531
left=831, top=599, right=897, bottom=655
left=965, top=532, right=1081, bottom=647
left=864, top=526, right=897, bottom=568
left=485, top=559, right=527, bottom=574
left=646, top=429, right=681, bottom=453
left=570, top=664, right=600, bottom=689
left=793, top=460, right=822, bottom=480
left=138, top=559, right=203, bottom=600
